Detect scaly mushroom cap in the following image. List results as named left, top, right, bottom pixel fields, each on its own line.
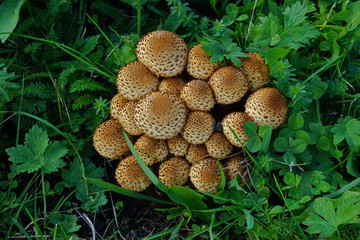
left=190, top=158, right=222, bottom=194
left=205, top=132, right=234, bottom=159
left=209, top=66, right=248, bottom=104
left=159, top=157, right=190, bottom=187
left=116, top=60, right=159, bottom=100
left=115, top=155, right=152, bottom=192
left=118, top=101, right=143, bottom=136
left=187, top=43, right=221, bottom=80
left=240, top=52, right=270, bottom=91
left=110, top=93, right=128, bottom=119
left=222, top=112, right=253, bottom=147
left=182, top=111, right=215, bottom=144
left=185, top=144, right=208, bottom=164
left=224, top=155, right=248, bottom=182
left=158, top=77, right=186, bottom=97
left=167, top=135, right=189, bottom=157
left=245, top=87, right=288, bottom=129
left=93, top=120, right=132, bottom=159
left=180, top=80, right=215, bottom=111
left=133, top=135, right=168, bottom=166
left=135, top=91, right=187, bottom=139
left=136, top=30, right=188, bottom=77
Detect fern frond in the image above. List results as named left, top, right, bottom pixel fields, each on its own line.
left=72, top=94, right=95, bottom=111
left=24, top=81, right=55, bottom=99
left=58, top=67, right=76, bottom=90
left=73, top=35, right=101, bottom=56
left=23, top=72, right=50, bottom=81
left=69, top=79, right=111, bottom=93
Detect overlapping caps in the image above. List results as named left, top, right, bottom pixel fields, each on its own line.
left=93, top=30, right=288, bottom=193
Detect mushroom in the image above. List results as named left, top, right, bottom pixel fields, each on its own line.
left=158, top=77, right=186, bottom=97
left=118, top=100, right=143, bottom=136
left=158, top=157, right=190, bottom=187
left=134, top=91, right=187, bottom=139
left=136, top=30, right=188, bottom=77
left=222, top=112, right=253, bottom=147
left=180, top=80, right=215, bottom=111
left=167, top=135, right=189, bottom=157
left=93, top=119, right=132, bottom=159
left=224, top=155, right=248, bottom=183
left=181, top=111, right=215, bottom=144
left=187, top=43, right=221, bottom=80
left=205, top=132, right=234, bottom=159
left=110, top=93, right=128, bottom=120
left=189, top=158, right=222, bottom=194
left=115, top=155, right=152, bottom=192
left=133, top=135, right=168, bottom=166
left=185, top=144, right=209, bottom=164
left=245, top=87, right=288, bottom=130
left=116, top=60, right=159, bottom=100
left=209, top=66, right=248, bottom=104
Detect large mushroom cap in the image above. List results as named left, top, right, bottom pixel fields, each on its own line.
left=205, top=132, right=234, bottom=159
left=245, top=87, right=288, bottom=129
left=159, top=157, right=190, bottom=187
left=180, top=80, right=215, bottom=111
left=158, top=77, right=186, bottom=97
left=222, top=112, right=253, bottom=147
left=134, top=91, right=187, bottom=139
left=185, top=144, right=208, bottom=164
left=93, top=119, right=132, bottom=159
left=133, top=135, right=168, bottom=166
left=209, top=66, right=248, bottom=104
left=189, top=158, right=222, bottom=194
left=187, top=43, right=220, bottom=80
left=118, top=100, right=143, bottom=136
left=116, top=60, right=159, bottom=100
left=136, top=30, right=188, bottom=77
left=182, top=111, right=215, bottom=144
left=167, top=135, right=189, bottom=157
left=115, top=155, right=152, bottom=192
left=110, top=93, right=128, bottom=119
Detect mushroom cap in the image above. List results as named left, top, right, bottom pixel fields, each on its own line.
left=158, top=77, right=186, bottom=97
left=245, top=87, right=288, bottom=129
left=93, top=119, right=132, bottom=159
left=189, top=158, right=222, bottom=194
left=224, top=155, right=248, bottom=182
left=205, top=132, right=234, bottom=159
left=187, top=43, right=221, bottom=80
left=182, top=111, right=215, bottom=144
left=167, top=135, right=189, bottom=157
left=240, top=52, right=270, bottom=92
left=118, top=100, right=143, bottom=136
left=116, top=60, right=159, bottom=100
left=133, top=135, right=168, bottom=166
left=180, top=80, right=215, bottom=111
left=222, top=112, right=253, bottom=147
left=110, top=93, right=128, bottom=119
left=136, top=30, right=188, bottom=77
left=159, top=157, right=190, bottom=187
left=209, top=66, right=248, bottom=104
left=134, top=91, right=187, bottom=139
left=115, top=155, right=152, bottom=192
left=185, top=144, right=208, bottom=164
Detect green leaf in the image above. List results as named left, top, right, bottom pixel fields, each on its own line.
left=81, top=192, right=108, bottom=213
left=243, top=121, right=258, bottom=137
left=288, top=113, right=304, bottom=130
left=0, top=0, right=25, bottom=43
left=274, top=137, right=288, bottom=152
left=288, top=138, right=307, bottom=153
left=247, top=136, right=262, bottom=153
left=48, top=213, right=81, bottom=235
left=295, top=130, right=310, bottom=145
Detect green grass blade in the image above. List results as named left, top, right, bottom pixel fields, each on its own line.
left=169, top=218, right=185, bottom=240
left=24, top=208, right=45, bottom=240
left=325, top=177, right=360, bottom=199
left=13, top=219, right=32, bottom=239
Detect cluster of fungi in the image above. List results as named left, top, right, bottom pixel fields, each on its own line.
left=93, top=30, right=288, bottom=194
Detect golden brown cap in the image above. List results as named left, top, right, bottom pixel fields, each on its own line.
left=205, top=132, right=233, bottom=159
left=158, top=77, right=186, bottom=97
left=181, top=111, right=215, bottom=144
left=222, top=112, right=253, bottom=147
left=159, top=157, right=190, bottom=187
left=224, top=155, right=248, bottom=183
left=189, top=158, right=222, bottom=194
left=185, top=144, right=208, bottom=164
left=240, top=52, right=270, bottom=91
left=110, top=93, right=128, bottom=120
left=167, top=135, right=189, bottom=157
left=133, top=135, right=168, bottom=166
left=180, top=80, right=215, bottom=111
left=118, top=101, right=143, bottom=136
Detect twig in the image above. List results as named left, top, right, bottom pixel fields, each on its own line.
left=273, top=160, right=307, bottom=172
left=245, top=0, right=258, bottom=45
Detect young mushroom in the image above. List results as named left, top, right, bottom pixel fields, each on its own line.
left=158, top=77, right=186, bottom=97
left=118, top=100, right=143, bottom=136
left=158, top=157, right=190, bottom=187
left=224, top=155, right=248, bottom=184
left=181, top=111, right=215, bottom=145
left=133, top=135, right=168, bottom=166
left=180, top=80, right=216, bottom=111
left=110, top=93, right=128, bottom=120
left=185, top=144, right=209, bottom=164
left=222, top=112, right=253, bottom=147
left=167, top=135, right=189, bottom=157
left=205, top=132, right=234, bottom=159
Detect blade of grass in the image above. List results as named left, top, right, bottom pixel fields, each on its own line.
left=24, top=208, right=45, bottom=240
left=325, top=177, right=360, bottom=199
left=169, top=218, right=185, bottom=240
left=13, top=219, right=32, bottom=239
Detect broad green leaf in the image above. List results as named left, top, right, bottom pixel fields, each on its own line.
left=274, top=137, right=288, bottom=152
left=284, top=172, right=295, bottom=186
left=295, top=130, right=310, bottom=145
left=288, top=138, right=307, bottom=153
left=243, top=121, right=258, bottom=137
left=0, top=0, right=25, bottom=43
left=288, top=113, right=304, bottom=130
left=258, top=125, right=272, bottom=138
left=247, top=136, right=262, bottom=153
left=269, top=205, right=286, bottom=215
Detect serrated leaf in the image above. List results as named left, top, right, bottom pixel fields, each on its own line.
left=81, top=192, right=108, bottom=213
left=49, top=213, right=81, bottom=235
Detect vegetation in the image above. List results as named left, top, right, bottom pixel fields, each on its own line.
left=1, top=0, right=360, bottom=239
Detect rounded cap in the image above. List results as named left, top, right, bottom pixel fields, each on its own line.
left=245, top=87, right=288, bottom=129
left=118, top=101, right=143, bottom=136
left=110, top=93, right=128, bottom=119
left=133, top=135, right=168, bottom=166
left=115, top=155, right=152, bottom=192
left=136, top=30, right=188, bottom=77
left=222, top=112, right=253, bottom=147
left=224, top=155, right=248, bottom=183
left=240, top=52, right=270, bottom=91
left=209, top=66, right=248, bottom=104
left=185, top=144, right=208, bottom=164
left=158, top=77, right=186, bottom=97
left=116, top=60, right=159, bottom=100
left=180, top=80, right=215, bottom=111
left=167, top=135, right=189, bottom=157
left=159, top=157, right=190, bottom=187
left=182, top=111, right=215, bottom=144
left=189, top=158, right=222, bottom=194
left=135, top=91, right=187, bottom=139
left=187, top=43, right=220, bottom=80
left=205, top=132, right=233, bottom=159
left=93, top=119, right=132, bottom=159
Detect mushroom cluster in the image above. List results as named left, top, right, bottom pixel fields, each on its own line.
left=93, top=30, right=288, bottom=193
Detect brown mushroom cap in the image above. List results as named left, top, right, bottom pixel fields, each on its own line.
left=245, top=87, right=288, bottom=129
left=222, top=112, right=253, bottom=147
left=180, top=80, right=215, bottom=111
left=224, top=155, right=248, bottom=183
left=158, top=77, right=186, bottom=97
left=134, top=91, right=187, bottom=139
left=110, top=93, right=128, bottom=120
left=115, top=155, right=152, bottom=192
left=189, top=158, right=222, bottom=194
left=116, top=60, right=159, bottom=100
left=136, top=30, right=188, bottom=77
left=167, top=135, right=189, bottom=157
left=118, top=100, right=143, bottom=136
left=187, top=43, right=221, bottom=80
left=185, top=144, right=208, bottom=164
left=93, top=119, right=132, bottom=159
left=205, top=132, right=234, bottom=159
left=182, top=111, right=215, bottom=144
left=209, top=66, right=248, bottom=104
left=240, top=52, right=270, bottom=92
left=159, top=157, right=190, bottom=187
left=133, top=135, right=168, bottom=166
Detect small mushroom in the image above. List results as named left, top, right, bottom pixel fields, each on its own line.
left=110, top=93, right=128, bottom=120
left=159, top=157, right=190, bottom=187
left=222, top=112, right=253, bottom=147
left=185, top=144, right=209, bottom=164
left=118, top=100, right=143, bottom=136
left=182, top=111, right=215, bottom=144
left=189, top=158, right=222, bottom=194
left=167, top=135, right=189, bottom=157
left=180, top=80, right=215, bottom=111
left=205, top=132, right=234, bottom=159
left=133, top=135, right=168, bottom=166
left=224, top=155, right=248, bottom=183
left=158, top=77, right=186, bottom=97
